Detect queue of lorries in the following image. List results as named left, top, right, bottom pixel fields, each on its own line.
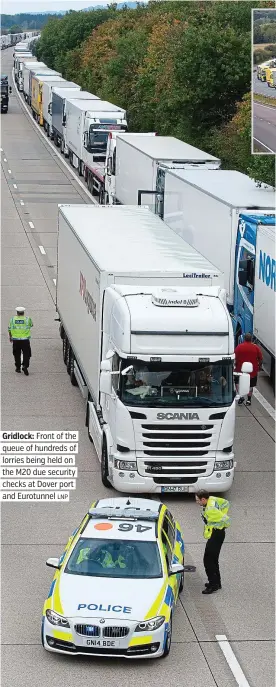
left=9, top=39, right=276, bottom=497
left=256, top=58, right=276, bottom=86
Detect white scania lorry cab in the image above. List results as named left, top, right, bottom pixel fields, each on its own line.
left=56, top=205, right=251, bottom=494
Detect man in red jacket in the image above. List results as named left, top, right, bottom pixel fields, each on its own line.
left=234, top=333, right=263, bottom=406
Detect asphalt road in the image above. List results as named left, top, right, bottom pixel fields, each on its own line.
left=252, top=101, right=276, bottom=153
left=252, top=72, right=276, bottom=98
left=1, top=47, right=275, bottom=687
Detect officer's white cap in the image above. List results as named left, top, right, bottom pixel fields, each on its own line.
left=16, top=306, right=25, bottom=313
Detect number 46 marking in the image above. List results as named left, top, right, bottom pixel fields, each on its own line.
left=118, top=523, right=152, bottom=533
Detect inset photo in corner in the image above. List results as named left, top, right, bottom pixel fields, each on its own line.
left=252, top=7, right=276, bottom=153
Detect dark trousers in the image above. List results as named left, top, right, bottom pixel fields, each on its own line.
left=204, top=528, right=225, bottom=587
left=13, top=340, right=31, bottom=370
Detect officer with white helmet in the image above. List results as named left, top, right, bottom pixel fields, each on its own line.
left=8, top=306, right=33, bottom=375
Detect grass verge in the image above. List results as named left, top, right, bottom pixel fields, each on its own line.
left=254, top=93, right=276, bottom=107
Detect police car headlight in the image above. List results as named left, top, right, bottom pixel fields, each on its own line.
left=46, top=609, right=70, bottom=628
left=114, top=459, right=137, bottom=471
left=135, top=616, right=165, bottom=632
left=214, top=459, right=233, bottom=470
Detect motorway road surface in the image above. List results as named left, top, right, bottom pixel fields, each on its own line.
left=252, top=72, right=276, bottom=99
left=253, top=101, right=276, bottom=153
left=1, top=47, right=275, bottom=687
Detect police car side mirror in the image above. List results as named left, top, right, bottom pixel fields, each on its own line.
left=46, top=557, right=60, bottom=569
left=168, top=563, right=184, bottom=576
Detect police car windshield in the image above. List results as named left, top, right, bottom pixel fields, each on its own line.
left=65, top=538, right=162, bottom=579
left=121, top=360, right=234, bottom=408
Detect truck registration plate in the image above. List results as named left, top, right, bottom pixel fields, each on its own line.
left=161, top=486, right=190, bottom=493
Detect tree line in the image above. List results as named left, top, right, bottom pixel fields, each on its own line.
left=33, top=0, right=275, bottom=186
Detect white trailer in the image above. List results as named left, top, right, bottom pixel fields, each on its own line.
left=65, top=99, right=127, bottom=175
left=52, top=90, right=99, bottom=154
left=57, top=204, right=251, bottom=494
left=113, top=135, right=221, bottom=209
left=163, top=169, right=275, bottom=307
left=42, top=79, right=80, bottom=137
left=254, top=223, right=275, bottom=385
left=14, top=54, right=35, bottom=90
left=22, top=61, right=47, bottom=101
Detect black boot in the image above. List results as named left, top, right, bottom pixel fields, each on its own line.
left=205, top=582, right=221, bottom=589
left=15, top=367, right=21, bottom=373
left=202, top=585, right=221, bottom=594
left=22, top=367, right=29, bottom=376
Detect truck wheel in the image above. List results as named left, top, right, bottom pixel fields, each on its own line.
left=69, top=353, right=77, bottom=386
left=62, top=336, right=68, bottom=364
left=101, top=439, right=112, bottom=488
left=59, top=323, right=64, bottom=340
left=161, top=616, right=172, bottom=658
left=66, top=345, right=71, bottom=374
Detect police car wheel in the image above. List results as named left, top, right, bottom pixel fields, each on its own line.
left=161, top=616, right=172, bottom=658
left=179, top=568, right=184, bottom=593
left=101, top=439, right=112, bottom=488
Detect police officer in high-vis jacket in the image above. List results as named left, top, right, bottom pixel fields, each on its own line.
left=8, top=307, right=33, bottom=376
left=195, top=490, right=230, bottom=594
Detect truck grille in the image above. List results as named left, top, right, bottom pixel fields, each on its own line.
left=75, top=624, right=100, bottom=637
left=145, top=460, right=207, bottom=475
left=103, top=627, right=129, bottom=638
left=141, top=423, right=213, bottom=456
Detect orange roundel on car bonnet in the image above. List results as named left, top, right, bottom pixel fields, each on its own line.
left=94, top=522, right=113, bottom=530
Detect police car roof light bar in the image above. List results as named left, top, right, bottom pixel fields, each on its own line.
left=88, top=507, right=158, bottom=521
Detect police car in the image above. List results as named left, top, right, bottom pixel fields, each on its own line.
left=42, top=497, right=185, bottom=658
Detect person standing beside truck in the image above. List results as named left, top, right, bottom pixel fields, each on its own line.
left=8, top=307, right=33, bottom=375
left=235, top=333, right=263, bottom=406
left=195, top=490, right=230, bottom=594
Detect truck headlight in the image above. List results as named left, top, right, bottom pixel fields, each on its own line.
left=114, top=459, right=137, bottom=471
left=46, top=609, right=70, bottom=628
left=214, top=459, right=233, bottom=470
left=135, top=616, right=165, bottom=632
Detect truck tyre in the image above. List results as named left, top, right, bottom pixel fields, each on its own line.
left=101, top=438, right=112, bottom=488
left=62, top=336, right=68, bottom=364
left=66, top=345, right=71, bottom=374
left=161, top=616, right=172, bottom=658
left=69, top=353, right=78, bottom=386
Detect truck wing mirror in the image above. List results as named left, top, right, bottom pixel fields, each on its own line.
left=100, top=370, right=112, bottom=396
left=241, top=362, right=253, bottom=374
left=237, top=371, right=251, bottom=398
left=121, top=365, right=134, bottom=376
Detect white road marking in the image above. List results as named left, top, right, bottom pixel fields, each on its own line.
left=13, top=183, right=17, bottom=189
left=253, top=137, right=274, bottom=153
left=20, top=200, right=24, bottom=205
left=12, top=68, right=97, bottom=205
left=0, top=147, right=3, bottom=151
left=254, top=102, right=276, bottom=111
left=39, top=245, right=46, bottom=255
left=53, top=278, right=56, bottom=286
left=3, top=157, right=7, bottom=161
left=28, top=221, right=35, bottom=229
left=8, top=169, right=11, bottom=174
left=253, top=388, right=275, bottom=420
left=216, top=635, right=251, bottom=687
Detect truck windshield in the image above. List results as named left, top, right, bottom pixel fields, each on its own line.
left=89, top=124, right=127, bottom=152
left=120, top=360, right=234, bottom=408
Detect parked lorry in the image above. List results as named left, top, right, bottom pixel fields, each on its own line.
left=56, top=204, right=251, bottom=494
left=155, top=168, right=275, bottom=383
left=14, top=53, right=33, bottom=89
left=31, top=74, right=64, bottom=124
left=107, top=134, right=221, bottom=209
left=1, top=74, right=12, bottom=113
left=22, top=61, right=47, bottom=102
left=247, top=218, right=275, bottom=386
left=52, top=89, right=97, bottom=151
left=42, top=80, right=80, bottom=137
left=65, top=98, right=127, bottom=175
